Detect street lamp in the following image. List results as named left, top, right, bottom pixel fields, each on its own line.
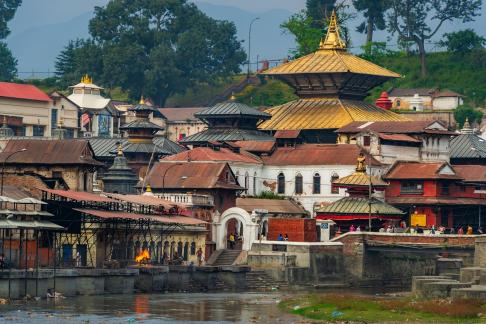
left=1, top=148, right=27, bottom=196
left=247, top=17, right=260, bottom=78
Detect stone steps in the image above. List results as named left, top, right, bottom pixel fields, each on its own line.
left=451, top=285, right=486, bottom=300
left=245, top=271, right=288, bottom=291
left=212, top=250, right=241, bottom=266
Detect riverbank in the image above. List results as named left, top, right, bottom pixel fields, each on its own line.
left=279, top=293, right=486, bottom=323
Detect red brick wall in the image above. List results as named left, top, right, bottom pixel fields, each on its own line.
left=267, top=218, right=317, bottom=242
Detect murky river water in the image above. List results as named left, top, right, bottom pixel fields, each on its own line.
left=0, top=293, right=300, bottom=323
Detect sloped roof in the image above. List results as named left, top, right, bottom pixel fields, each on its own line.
left=336, top=120, right=451, bottom=134
left=260, top=98, right=408, bottom=130
left=274, top=130, right=301, bottom=139
left=179, top=128, right=275, bottom=144
left=388, top=88, right=437, bottom=97
left=378, top=133, right=421, bottom=143
left=236, top=198, right=307, bottom=215
left=68, top=93, right=110, bottom=110
left=145, top=162, right=243, bottom=190
left=453, top=165, right=486, bottom=183
left=196, top=101, right=271, bottom=120
left=450, top=134, right=486, bottom=159
left=261, top=144, right=380, bottom=166
left=163, top=147, right=261, bottom=164
left=0, top=82, right=52, bottom=102
left=89, top=137, right=184, bottom=159
left=119, top=119, right=163, bottom=131
left=0, top=139, right=101, bottom=166
left=158, top=107, right=205, bottom=122
left=233, top=141, right=276, bottom=154
left=385, top=161, right=461, bottom=180
left=315, top=197, right=404, bottom=215
left=333, top=172, right=388, bottom=188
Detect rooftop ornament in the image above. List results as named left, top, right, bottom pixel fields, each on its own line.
left=81, top=74, right=93, bottom=84
left=318, top=10, right=346, bottom=50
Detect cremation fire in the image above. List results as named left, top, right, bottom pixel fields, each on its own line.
left=135, top=249, right=150, bottom=263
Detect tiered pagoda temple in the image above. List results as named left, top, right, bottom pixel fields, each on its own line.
left=315, top=154, right=404, bottom=230
left=102, top=144, right=139, bottom=194
left=180, top=97, right=275, bottom=146
left=260, top=11, right=407, bottom=143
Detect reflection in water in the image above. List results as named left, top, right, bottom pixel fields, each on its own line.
left=0, top=293, right=297, bottom=323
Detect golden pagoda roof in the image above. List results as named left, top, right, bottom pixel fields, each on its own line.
left=259, top=98, right=409, bottom=130
left=262, top=11, right=400, bottom=79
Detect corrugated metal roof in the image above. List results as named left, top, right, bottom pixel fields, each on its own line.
left=0, top=219, right=64, bottom=230
left=119, top=119, right=163, bottom=130
left=336, top=120, right=447, bottom=134
left=164, top=147, right=261, bottom=164
left=450, top=134, right=486, bottom=159
left=158, top=107, right=206, bottom=122
left=196, top=102, right=271, bottom=119
left=74, top=208, right=207, bottom=225
left=385, top=161, right=462, bottom=180
left=0, top=82, right=52, bottom=102
left=378, top=133, right=421, bottom=143
left=180, top=128, right=274, bottom=144
left=259, top=98, right=408, bottom=130
left=315, top=197, right=404, bottom=215
left=262, top=50, right=400, bottom=78
left=333, top=172, right=388, bottom=187
left=233, top=141, right=276, bottom=153
left=274, top=130, right=301, bottom=139
left=262, top=144, right=381, bottom=166
left=41, top=188, right=117, bottom=203
left=89, top=137, right=184, bottom=159
left=1, top=139, right=102, bottom=166
left=387, top=197, right=486, bottom=206
left=106, top=193, right=184, bottom=209
left=454, top=165, right=486, bottom=183
left=236, top=198, right=307, bottom=215
left=145, top=162, right=243, bottom=190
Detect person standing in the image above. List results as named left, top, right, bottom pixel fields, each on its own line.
left=277, top=233, right=283, bottom=241
left=196, top=248, right=203, bottom=266
left=229, top=233, right=235, bottom=249
left=284, top=234, right=289, bottom=241
left=467, top=225, right=473, bottom=235
left=349, top=224, right=356, bottom=232
left=458, top=227, right=464, bottom=235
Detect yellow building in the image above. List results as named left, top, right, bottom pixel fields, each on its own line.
left=259, top=11, right=408, bottom=143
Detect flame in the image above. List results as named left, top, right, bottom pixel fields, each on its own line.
left=135, top=249, right=150, bottom=263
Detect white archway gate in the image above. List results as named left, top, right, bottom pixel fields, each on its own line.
left=213, top=207, right=259, bottom=251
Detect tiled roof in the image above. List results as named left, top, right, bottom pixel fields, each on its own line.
left=1, top=139, right=101, bottom=166
left=259, top=98, right=408, bottom=130
left=236, top=198, right=308, bottom=215
left=158, top=107, right=205, bottom=122
left=315, top=197, right=404, bottom=215
left=261, top=144, right=381, bottom=166
left=378, top=133, right=421, bottom=143
left=145, top=162, right=243, bottom=190
left=163, top=147, right=261, bottom=164
left=453, top=165, right=486, bottom=183
left=179, top=128, right=275, bottom=144
left=196, top=101, right=271, bottom=119
left=233, top=141, right=276, bottom=153
left=0, top=82, right=52, bottom=102
left=262, top=50, right=400, bottom=78
left=450, top=134, right=486, bottom=159
left=385, top=161, right=462, bottom=180
left=336, top=120, right=443, bottom=134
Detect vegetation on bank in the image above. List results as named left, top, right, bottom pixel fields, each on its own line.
left=279, top=293, right=486, bottom=323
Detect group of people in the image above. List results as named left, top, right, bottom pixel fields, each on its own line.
left=277, top=233, right=289, bottom=241
left=160, top=247, right=205, bottom=266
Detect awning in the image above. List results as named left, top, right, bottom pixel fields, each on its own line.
left=0, top=219, right=64, bottom=230
left=106, top=193, right=185, bottom=209
left=316, top=215, right=402, bottom=221
left=0, top=210, right=53, bottom=217
left=74, top=209, right=207, bottom=226
left=41, top=188, right=117, bottom=203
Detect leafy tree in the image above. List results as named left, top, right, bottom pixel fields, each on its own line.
left=454, top=104, right=483, bottom=129
left=281, top=1, right=353, bottom=57
left=83, top=0, right=245, bottom=106
left=353, top=0, right=389, bottom=44
left=387, top=0, right=481, bottom=78
left=359, top=42, right=400, bottom=63
left=439, top=29, right=486, bottom=53
left=0, top=42, right=17, bottom=81
left=0, top=0, right=22, bottom=39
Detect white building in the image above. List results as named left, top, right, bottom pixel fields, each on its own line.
left=68, top=75, right=117, bottom=138
left=388, top=88, right=463, bottom=111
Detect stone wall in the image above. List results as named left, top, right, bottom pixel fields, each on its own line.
left=267, top=218, right=317, bottom=242
left=475, top=237, right=486, bottom=267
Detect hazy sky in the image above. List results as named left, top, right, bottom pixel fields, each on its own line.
left=192, top=0, right=306, bottom=12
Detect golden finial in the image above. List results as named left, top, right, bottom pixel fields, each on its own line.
left=81, top=74, right=93, bottom=84
left=117, top=143, right=123, bottom=156
left=319, top=10, right=346, bottom=50
left=230, top=93, right=236, bottom=101
left=145, top=184, right=152, bottom=193
left=139, top=95, right=145, bottom=105
left=356, top=153, right=366, bottom=173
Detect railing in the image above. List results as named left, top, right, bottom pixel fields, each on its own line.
left=156, top=193, right=214, bottom=207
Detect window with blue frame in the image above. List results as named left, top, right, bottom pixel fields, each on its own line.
left=33, top=125, right=44, bottom=137
left=51, top=109, right=58, bottom=132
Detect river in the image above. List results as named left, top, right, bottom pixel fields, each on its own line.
left=0, top=293, right=300, bottom=323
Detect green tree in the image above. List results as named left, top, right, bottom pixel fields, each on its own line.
left=454, top=104, right=483, bottom=129
left=353, top=0, right=389, bottom=44
left=281, top=1, right=353, bottom=57
left=387, top=0, right=481, bottom=78
left=439, top=29, right=486, bottom=53
left=0, top=42, right=17, bottom=81
left=85, top=0, right=245, bottom=106
left=0, top=0, right=22, bottom=39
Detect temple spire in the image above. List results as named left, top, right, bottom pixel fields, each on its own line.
left=319, top=10, right=346, bottom=50
left=461, top=117, right=474, bottom=134
left=356, top=153, right=366, bottom=173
